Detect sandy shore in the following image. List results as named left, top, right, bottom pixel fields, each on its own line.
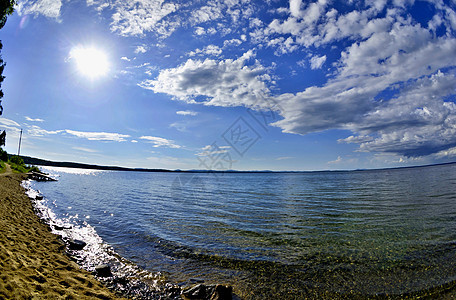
left=0, top=171, right=122, bottom=299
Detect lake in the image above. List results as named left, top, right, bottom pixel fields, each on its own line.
left=28, top=163, right=456, bottom=299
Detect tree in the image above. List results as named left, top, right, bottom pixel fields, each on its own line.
left=0, top=0, right=15, bottom=116
left=0, top=130, right=5, bottom=146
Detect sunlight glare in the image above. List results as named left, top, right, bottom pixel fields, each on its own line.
left=70, top=46, right=109, bottom=79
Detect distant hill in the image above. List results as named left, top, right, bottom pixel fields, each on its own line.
left=18, top=155, right=173, bottom=173
left=14, top=154, right=456, bottom=174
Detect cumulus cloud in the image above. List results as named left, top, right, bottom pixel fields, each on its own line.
left=140, top=136, right=181, bottom=148
left=65, top=130, right=130, bottom=142
left=16, top=0, right=62, bottom=19
left=139, top=50, right=273, bottom=108
left=223, top=38, right=243, bottom=47
left=264, top=2, right=456, bottom=158
left=309, top=54, right=326, bottom=69
left=137, top=1, right=456, bottom=159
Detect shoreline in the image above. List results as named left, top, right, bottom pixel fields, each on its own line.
left=0, top=173, right=122, bottom=299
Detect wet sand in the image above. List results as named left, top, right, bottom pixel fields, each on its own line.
left=0, top=171, right=121, bottom=299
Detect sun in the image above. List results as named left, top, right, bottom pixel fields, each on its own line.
left=70, top=46, right=109, bottom=79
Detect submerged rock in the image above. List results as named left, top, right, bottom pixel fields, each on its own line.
left=94, top=264, right=113, bottom=277
left=211, top=284, right=233, bottom=300
left=182, top=284, right=232, bottom=300
left=183, top=284, right=207, bottom=299
left=67, top=238, right=86, bottom=250
left=53, top=224, right=72, bottom=230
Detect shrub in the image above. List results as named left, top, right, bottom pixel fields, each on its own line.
left=9, top=155, right=24, bottom=165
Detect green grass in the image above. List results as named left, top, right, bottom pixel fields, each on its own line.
left=7, top=156, right=41, bottom=173
left=8, top=161, right=40, bottom=173
left=9, top=161, right=29, bottom=173
left=0, top=161, right=5, bottom=173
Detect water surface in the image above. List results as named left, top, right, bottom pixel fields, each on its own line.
left=30, top=163, right=456, bottom=298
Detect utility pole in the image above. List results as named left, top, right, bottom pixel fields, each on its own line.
left=17, top=128, right=22, bottom=156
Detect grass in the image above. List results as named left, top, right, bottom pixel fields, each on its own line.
left=0, top=161, right=5, bottom=173
left=8, top=161, right=40, bottom=173
left=2, top=155, right=41, bottom=174
left=9, top=161, right=29, bottom=173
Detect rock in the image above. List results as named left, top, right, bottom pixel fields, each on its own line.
left=94, top=264, right=112, bottom=277
left=53, top=224, right=64, bottom=230
left=183, top=284, right=207, bottom=299
left=35, top=195, right=44, bottom=200
left=210, top=284, right=232, bottom=300
left=53, top=224, right=72, bottom=230
left=183, top=284, right=233, bottom=300
left=67, top=238, right=86, bottom=250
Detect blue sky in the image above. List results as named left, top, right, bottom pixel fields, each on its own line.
left=1, top=0, right=456, bottom=171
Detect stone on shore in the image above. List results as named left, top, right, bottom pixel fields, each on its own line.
left=67, top=238, right=87, bottom=250
left=94, top=264, right=113, bottom=277
left=182, top=284, right=232, bottom=300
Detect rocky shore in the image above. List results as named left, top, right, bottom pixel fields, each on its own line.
left=0, top=172, right=121, bottom=299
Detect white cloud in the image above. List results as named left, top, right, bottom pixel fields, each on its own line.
left=250, top=17, right=263, bottom=28
left=223, top=38, right=242, bottom=47
left=434, top=146, right=456, bottom=159
left=88, top=0, right=178, bottom=37
left=0, top=118, right=21, bottom=129
left=25, top=116, right=44, bottom=122
left=276, top=156, right=293, bottom=160
left=309, top=54, right=326, bottom=69
left=176, top=110, right=198, bottom=116
left=65, top=130, right=130, bottom=142
left=140, top=136, right=181, bottom=148
left=327, top=156, right=342, bottom=164
left=190, top=2, right=223, bottom=24
left=27, top=125, right=62, bottom=137
left=121, top=56, right=131, bottom=61
left=289, top=0, right=302, bottom=19
left=194, top=27, right=206, bottom=35
left=196, top=144, right=230, bottom=156
left=134, top=45, right=148, bottom=54
left=139, top=50, right=272, bottom=109
left=188, top=45, right=222, bottom=57
left=16, top=0, right=62, bottom=19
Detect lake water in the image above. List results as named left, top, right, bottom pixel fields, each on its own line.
left=27, top=163, right=456, bottom=299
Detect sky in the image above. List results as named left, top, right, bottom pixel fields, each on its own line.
left=0, top=0, right=456, bottom=171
